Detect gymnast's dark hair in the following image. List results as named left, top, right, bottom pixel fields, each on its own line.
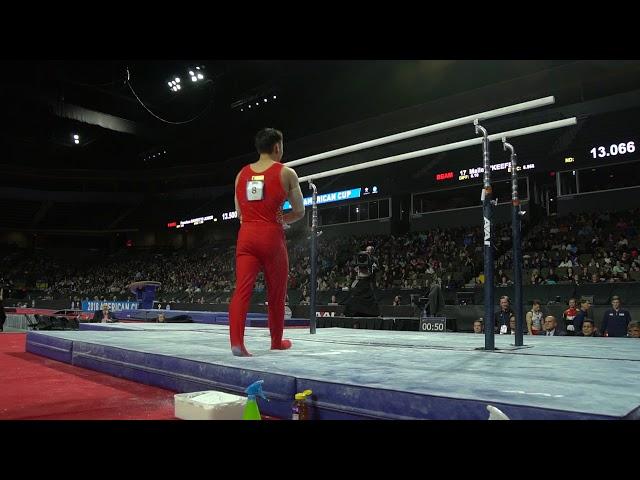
left=255, top=128, right=283, bottom=154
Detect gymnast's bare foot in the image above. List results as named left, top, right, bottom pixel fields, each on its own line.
left=231, top=345, right=253, bottom=357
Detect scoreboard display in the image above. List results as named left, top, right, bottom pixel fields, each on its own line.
left=562, top=139, right=637, bottom=168
left=434, top=161, right=536, bottom=184
left=589, top=140, right=635, bottom=159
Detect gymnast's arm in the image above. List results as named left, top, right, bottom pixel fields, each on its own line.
left=282, top=167, right=305, bottom=224
left=234, top=172, right=242, bottom=224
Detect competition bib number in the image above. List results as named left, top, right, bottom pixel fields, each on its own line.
left=246, top=179, right=264, bottom=201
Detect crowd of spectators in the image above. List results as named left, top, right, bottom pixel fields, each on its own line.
left=497, top=209, right=640, bottom=286
left=1, top=209, right=639, bottom=305
left=472, top=294, right=639, bottom=338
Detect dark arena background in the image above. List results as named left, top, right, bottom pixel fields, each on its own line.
left=2, top=60, right=640, bottom=421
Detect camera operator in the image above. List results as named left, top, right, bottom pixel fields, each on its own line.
left=355, top=246, right=379, bottom=281
left=343, top=245, right=380, bottom=317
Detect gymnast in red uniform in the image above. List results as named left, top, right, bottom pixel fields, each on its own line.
left=229, top=128, right=306, bottom=356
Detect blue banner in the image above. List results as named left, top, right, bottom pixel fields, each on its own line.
left=82, top=301, right=139, bottom=312
left=283, top=188, right=361, bottom=210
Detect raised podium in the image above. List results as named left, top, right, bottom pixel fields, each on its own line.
left=128, top=281, right=162, bottom=309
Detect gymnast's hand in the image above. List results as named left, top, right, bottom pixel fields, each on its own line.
left=277, top=209, right=290, bottom=229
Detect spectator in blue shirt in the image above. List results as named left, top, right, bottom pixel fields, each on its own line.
left=602, top=296, right=632, bottom=337
left=572, top=298, right=591, bottom=333
left=494, top=296, right=514, bottom=334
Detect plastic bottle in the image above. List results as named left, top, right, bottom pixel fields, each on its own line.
left=486, top=404, right=510, bottom=420
left=243, top=380, right=268, bottom=420
left=292, top=389, right=313, bottom=420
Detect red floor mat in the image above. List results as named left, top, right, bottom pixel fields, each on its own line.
left=0, top=333, right=177, bottom=420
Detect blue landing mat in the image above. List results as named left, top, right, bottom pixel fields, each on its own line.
left=25, top=326, right=640, bottom=420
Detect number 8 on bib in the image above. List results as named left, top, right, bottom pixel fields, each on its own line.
left=246, top=180, right=264, bottom=201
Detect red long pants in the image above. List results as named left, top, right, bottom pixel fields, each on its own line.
left=229, top=223, right=289, bottom=349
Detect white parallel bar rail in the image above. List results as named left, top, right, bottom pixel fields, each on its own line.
left=299, top=118, right=577, bottom=182
left=285, top=96, right=556, bottom=168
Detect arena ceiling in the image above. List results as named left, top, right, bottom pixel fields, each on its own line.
left=1, top=60, right=640, bottom=193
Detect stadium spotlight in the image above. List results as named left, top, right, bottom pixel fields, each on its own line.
left=188, top=66, right=205, bottom=82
